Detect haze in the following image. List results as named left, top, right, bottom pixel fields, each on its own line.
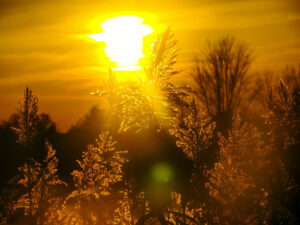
left=0, top=0, right=299, bottom=131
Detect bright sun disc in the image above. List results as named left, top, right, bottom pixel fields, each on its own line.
left=88, top=15, right=153, bottom=71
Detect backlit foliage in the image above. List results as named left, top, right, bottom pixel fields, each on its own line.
left=11, top=86, right=39, bottom=145
left=110, top=193, right=133, bottom=225
left=110, top=190, right=148, bottom=225
left=166, top=191, right=206, bottom=225
left=207, top=115, right=295, bottom=224
left=167, top=100, right=216, bottom=225
left=262, top=68, right=300, bottom=224
left=265, top=68, right=300, bottom=150
left=94, top=29, right=189, bottom=132
left=0, top=179, right=20, bottom=224
left=64, top=131, right=127, bottom=225
left=14, top=141, right=65, bottom=224
left=170, top=99, right=215, bottom=170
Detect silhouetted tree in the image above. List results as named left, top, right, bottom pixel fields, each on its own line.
left=56, top=105, right=106, bottom=182
left=11, top=86, right=39, bottom=145
left=192, top=37, right=256, bottom=133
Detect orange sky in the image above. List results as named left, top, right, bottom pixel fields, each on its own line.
left=0, top=0, right=299, bottom=131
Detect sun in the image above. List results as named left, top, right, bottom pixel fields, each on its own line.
left=88, top=15, right=153, bottom=71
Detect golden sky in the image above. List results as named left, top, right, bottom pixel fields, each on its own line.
left=0, top=0, right=299, bottom=131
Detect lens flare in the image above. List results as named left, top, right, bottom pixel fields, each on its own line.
left=88, top=15, right=153, bottom=71
left=151, top=162, right=173, bottom=183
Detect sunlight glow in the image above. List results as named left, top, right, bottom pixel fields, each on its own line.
left=88, top=15, right=153, bottom=71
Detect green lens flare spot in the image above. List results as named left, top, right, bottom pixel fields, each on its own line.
left=151, top=163, right=173, bottom=183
